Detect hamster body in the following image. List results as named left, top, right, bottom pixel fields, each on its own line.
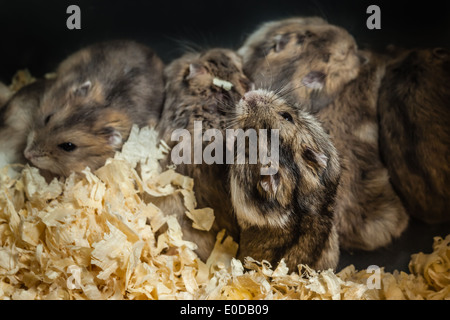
left=24, top=40, right=165, bottom=177
left=378, top=48, right=450, bottom=224
left=0, top=80, right=50, bottom=170
left=239, top=17, right=408, bottom=251
left=229, top=89, right=341, bottom=271
left=238, top=17, right=360, bottom=113
left=321, top=51, right=408, bottom=250
left=0, top=82, right=12, bottom=108
left=157, top=48, right=251, bottom=261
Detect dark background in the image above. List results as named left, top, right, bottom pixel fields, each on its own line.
left=1, top=0, right=450, bottom=83
left=1, top=0, right=449, bottom=272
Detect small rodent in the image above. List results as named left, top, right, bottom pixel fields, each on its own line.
left=238, top=17, right=361, bottom=113
left=156, top=48, right=252, bottom=261
left=320, top=51, right=409, bottom=250
left=378, top=47, right=450, bottom=224
left=0, top=80, right=50, bottom=171
left=0, top=82, right=12, bottom=108
left=229, top=89, right=341, bottom=271
left=239, top=17, right=408, bottom=251
left=23, top=40, right=165, bottom=177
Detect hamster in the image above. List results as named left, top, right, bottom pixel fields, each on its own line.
left=0, top=82, right=12, bottom=108
left=377, top=47, right=450, bottom=224
left=238, top=17, right=408, bottom=251
left=156, top=48, right=252, bottom=261
left=229, top=89, right=341, bottom=271
left=0, top=80, right=50, bottom=171
left=238, top=17, right=360, bottom=113
left=320, top=51, right=409, bottom=250
left=23, top=40, right=165, bottom=177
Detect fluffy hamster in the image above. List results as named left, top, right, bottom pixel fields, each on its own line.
left=0, top=80, right=50, bottom=171
left=320, top=51, right=408, bottom=250
left=0, top=82, right=12, bottom=108
left=229, top=89, right=341, bottom=271
left=156, top=48, right=251, bottom=261
left=378, top=47, right=450, bottom=224
left=239, top=17, right=408, bottom=251
left=24, top=40, right=165, bottom=177
left=238, top=17, right=360, bottom=113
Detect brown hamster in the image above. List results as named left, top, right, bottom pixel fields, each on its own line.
left=24, top=40, right=165, bottom=177
left=239, top=17, right=408, bottom=251
left=0, top=82, right=12, bottom=108
left=156, top=48, right=251, bottom=261
left=238, top=17, right=360, bottom=113
left=378, top=47, right=450, bottom=224
left=320, top=51, right=408, bottom=250
left=229, top=89, right=341, bottom=271
left=0, top=80, right=50, bottom=170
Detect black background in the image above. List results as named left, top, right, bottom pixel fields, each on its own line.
left=1, top=0, right=450, bottom=83
left=0, top=0, right=449, bottom=273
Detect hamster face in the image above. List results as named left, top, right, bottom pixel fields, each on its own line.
left=24, top=80, right=129, bottom=177
left=238, top=18, right=361, bottom=110
left=229, top=89, right=340, bottom=229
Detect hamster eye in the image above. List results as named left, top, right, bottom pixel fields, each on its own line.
left=58, top=142, right=78, bottom=152
left=279, top=112, right=294, bottom=123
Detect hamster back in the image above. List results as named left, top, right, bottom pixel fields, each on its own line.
left=378, top=48, right=450, bottom=224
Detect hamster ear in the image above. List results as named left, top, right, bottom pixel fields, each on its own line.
left=186, top=63, right=207, bottom=80
left=73, top=80, right=92, bottom=97
left=107, top=129, right=123, bottom=149
left=259, top=173, right=280, bottom=197
left=302, top=71, right=326, bottom=90
left=303, top=146, right=328, bottom=169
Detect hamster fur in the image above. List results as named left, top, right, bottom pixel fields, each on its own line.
left=378, top=47, right=450, bottom=224
left=24, top=40, right=165, bottom=177
left=229, top=89, right=341, bottom=271
left=238, top=17, right=408, bottom=251
left=238, top=17, right=360, bottom=113
left=0, top=80, right=50, bottom=171
left=320, top=51, right=408, bottom=250
left=156, top=48, right=252, bottom=261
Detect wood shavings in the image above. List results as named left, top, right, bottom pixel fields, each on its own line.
left=0, top=124, right=449, bottom=300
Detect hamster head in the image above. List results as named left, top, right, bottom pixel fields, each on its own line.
left=238, top=18, right=361, bottom=110
left=229, top=89, right=340, bottom=229
left=24, top=79, right=131, bottom=177
left=166, top=48, right=252, bottom=110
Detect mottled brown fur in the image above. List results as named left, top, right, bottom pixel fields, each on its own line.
left=239, top=17, right=408, bottom=251
left=320, top=52, right=408, bottom=250
left=378, top=47, right=450, bottom=224
left=156, top=48, right=251, bottom=261
left=238, top=17, right=360, bottom=113
left=24, top=40, right=165, bottom=177
left=0, top=80, right=50, bottom=170
left=229, top=89, right=341, bottom=271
